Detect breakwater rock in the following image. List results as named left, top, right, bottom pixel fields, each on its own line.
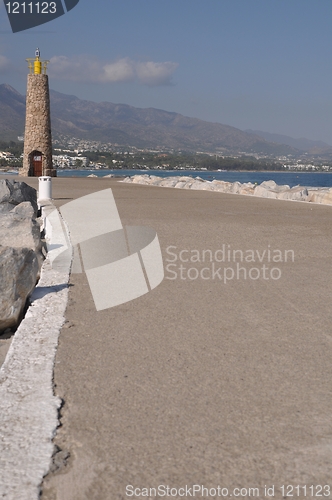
left=121, top=175, right=332, bottom=205
left=0, top=180, right=42, bottom=332
left=0, top=178, right=38, bottom=214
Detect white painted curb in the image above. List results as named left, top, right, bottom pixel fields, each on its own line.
left=0, top=202, right=72, bottom=500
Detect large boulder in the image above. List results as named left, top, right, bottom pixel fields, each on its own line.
left=188, top=180, right=207, bottom=190
left=239, top=182, right=256, bottom=196
left=0, top=179, right=38, bottom=215
left=0, top=201, right=42, bottom=260
left=254, top=180, right=290, bottom=199
left=278, top=186, right=309, bottom=201
left=210, top=180, right=231, bottom=193
left=0, top=246, right=39, bottom=332
left=147, top=175, right=163, bottom=186
left=0, top=181, right=42, bottom=332
left=130, top=174, right=151, bottom=185
left=188, top=179, right=214, bottom=191
left=229, top=181, right=243, bottom=194
left=174, top=180, right=193, bottom=189
left=0, top=202, right=16, bottom=214
left=307, top=188, right=332, bottom=205
left=159, top=177, right=182, bottom=188
left=321, top=189, right=332, bottom=205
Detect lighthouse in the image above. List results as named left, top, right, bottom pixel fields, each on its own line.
left=21, top=48, right=56, bottom=177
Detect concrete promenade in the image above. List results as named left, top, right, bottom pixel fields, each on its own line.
left=5, top=177, right=332, bottom=499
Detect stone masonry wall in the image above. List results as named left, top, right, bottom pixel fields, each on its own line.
left=21, top=74, right=55, bottom=177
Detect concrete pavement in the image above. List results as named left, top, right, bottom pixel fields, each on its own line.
left=3, top=176, right=332, bottom=499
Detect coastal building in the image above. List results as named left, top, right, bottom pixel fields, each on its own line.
left=52, top=155, right=89, bottom=168
left=0, top=152, right=15, bottom=159
left=21, top=48, right=56, bottom=177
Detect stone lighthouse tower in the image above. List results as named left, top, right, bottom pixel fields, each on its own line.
left=21, top=48, right=56, bottom=177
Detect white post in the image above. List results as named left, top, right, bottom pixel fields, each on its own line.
left=38, top=176, right=52, bottom=201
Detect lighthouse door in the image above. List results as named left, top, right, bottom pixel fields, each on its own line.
left=31, top=152, right=43, bottom=176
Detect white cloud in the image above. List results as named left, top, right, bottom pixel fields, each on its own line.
left=49, top=56, right=178, bottom=86
left=136, top=61, right=178, bottom=86
left=103, top=59, right=135, bottom=83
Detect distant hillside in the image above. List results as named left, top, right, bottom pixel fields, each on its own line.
left=246, top=129, right=332, bottom=155
left=49, top=89, right=298, bottom=155
left=0, top=83, right=298, bottom=154
left=0, top=84, right=25, bottom=141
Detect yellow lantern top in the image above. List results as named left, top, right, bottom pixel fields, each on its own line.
left=26, top=48, right=49, bottom=74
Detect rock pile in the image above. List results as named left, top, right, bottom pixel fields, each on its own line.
left=122, top=175, right=332, bottom=205
left=0, top=179, right=43, bottom=332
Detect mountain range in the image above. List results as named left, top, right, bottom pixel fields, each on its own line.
left=0, top=83, right=331, bottom=156
left=246, top=129, right=332, bottom=154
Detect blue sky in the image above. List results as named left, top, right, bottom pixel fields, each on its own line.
left=1, top=0, right=332, bottom=144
